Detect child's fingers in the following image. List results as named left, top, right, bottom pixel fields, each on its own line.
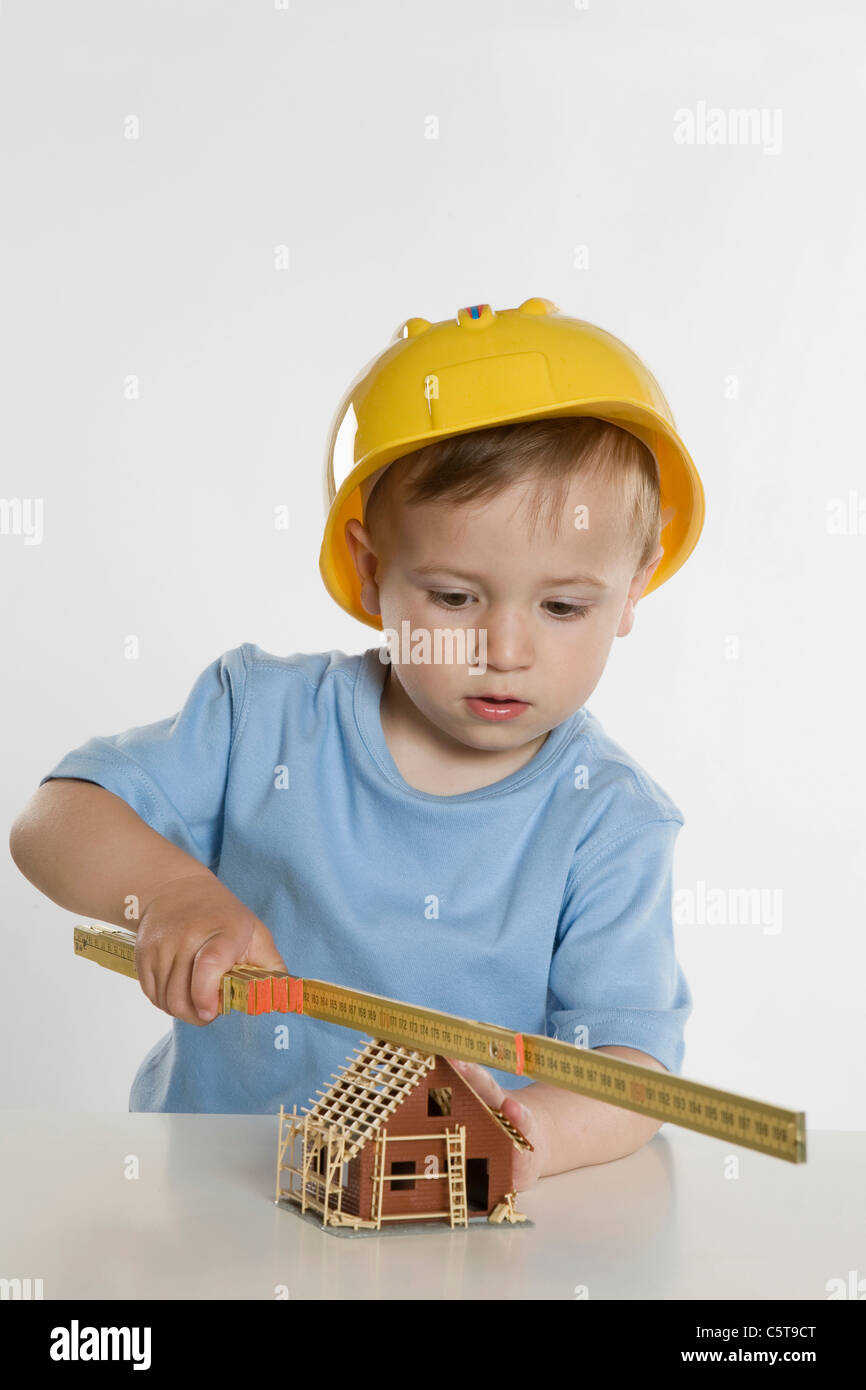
left=144, top=942, right=188, bottom=1019
left=511, top=1147, right=538, bottom=1193
left=136, top=957, right=159, bottom=1013
left=446, top=1060, right=540, bottom=1190
left=497, top=1096, right=541, bottom=1190
left=164, top=943, right=214, bottom=1025
left=448, top=1060, right=535, bottom=1132
left=447, top=1058, right=505, bottom=1110
left=499, top=1092, right=534, bottom=1136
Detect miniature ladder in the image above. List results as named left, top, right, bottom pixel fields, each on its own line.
left=445, top=1125, right=468, bottom=1228
left=372, top=1132, right=386, bottom=1230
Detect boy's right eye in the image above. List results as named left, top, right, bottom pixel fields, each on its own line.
left=429, top=589, right=472, bottom=610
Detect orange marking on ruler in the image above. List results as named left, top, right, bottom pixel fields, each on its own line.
left=514, top=1033, right=525, bottom=1075
left=288, top=977, right=304, bottom=1014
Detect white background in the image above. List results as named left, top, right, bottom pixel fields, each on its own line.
left=2, top=1, right=863, bottom=1127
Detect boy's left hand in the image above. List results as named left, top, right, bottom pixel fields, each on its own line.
left=445, top=1058, right=545, bottom=1192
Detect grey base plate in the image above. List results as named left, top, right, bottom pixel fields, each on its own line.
left=275, top=1196, right=534, bottom=1239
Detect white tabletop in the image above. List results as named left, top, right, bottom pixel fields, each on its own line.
left=1, top=1112, right=861, bottom=1300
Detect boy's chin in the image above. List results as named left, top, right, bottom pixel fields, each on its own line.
left=453, top=715, right=542, bottom=750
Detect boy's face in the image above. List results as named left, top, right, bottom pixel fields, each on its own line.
left=345, top=467, right=663, bottom=755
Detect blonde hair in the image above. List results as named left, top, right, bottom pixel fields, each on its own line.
left=363, top=416, right=661, bottom=572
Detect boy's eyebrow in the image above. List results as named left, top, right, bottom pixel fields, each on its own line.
left=537, top=573, right=609, bottom=589
left=410, top=564, right=609, bottom=589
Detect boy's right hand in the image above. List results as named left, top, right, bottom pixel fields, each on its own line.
left=134, top=873, right=288, bottom=1026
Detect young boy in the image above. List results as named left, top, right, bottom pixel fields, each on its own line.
left=9, top=298, right=704, bottom=1192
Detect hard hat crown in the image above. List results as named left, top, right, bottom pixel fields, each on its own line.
left=320, top=298, right=704, bottom=629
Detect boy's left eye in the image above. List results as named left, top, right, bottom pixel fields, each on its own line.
left=544, top=601, right=591, bottom=620
left=428, top=591, right=590, bottom=620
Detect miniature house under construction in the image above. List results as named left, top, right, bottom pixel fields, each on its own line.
left=275, top=1037, right=533, bottom=1232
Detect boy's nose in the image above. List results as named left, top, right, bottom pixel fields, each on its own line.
left=478, top=608, right=534, bottom=673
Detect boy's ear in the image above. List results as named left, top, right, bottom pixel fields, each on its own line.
left=617, top=543, right=664, bottom=638
left=344, top=518, right=382, bottom=618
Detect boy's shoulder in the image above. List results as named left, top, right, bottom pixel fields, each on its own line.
left=195, top=643, right=373, bottom=754
left=201, top=642, right=365, bottom=732
left=229, top=641, right=363, bottom=690
left=576, top=705, right=685, bottom=827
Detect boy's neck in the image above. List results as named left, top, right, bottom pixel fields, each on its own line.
left=377, top=661, right=549, bottom=797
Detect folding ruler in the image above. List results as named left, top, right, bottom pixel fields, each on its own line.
left=74, top=923, right=806, bottom=1163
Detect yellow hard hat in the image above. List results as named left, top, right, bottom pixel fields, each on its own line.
left=319, top=297, right=705, bottom=630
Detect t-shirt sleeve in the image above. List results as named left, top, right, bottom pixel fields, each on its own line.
left=38, top=647, right=249, bottom=874
left=548, top=816, right=692, bottom=1074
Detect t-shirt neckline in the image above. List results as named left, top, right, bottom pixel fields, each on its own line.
left=354, top=646, right=586, bottom=803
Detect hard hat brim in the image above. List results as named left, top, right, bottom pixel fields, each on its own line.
left=319, top=398, right=704, bottom=631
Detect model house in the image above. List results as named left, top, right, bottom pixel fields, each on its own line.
left=275, top=1037, right=533, bottom=1232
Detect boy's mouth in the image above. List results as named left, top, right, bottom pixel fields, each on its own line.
left=464, top=695, right=530, bottom=722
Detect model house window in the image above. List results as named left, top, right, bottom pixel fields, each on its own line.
left=391, top=1160, right=416, bottom=1190
left=427, top=1086, right=452, bottom=1116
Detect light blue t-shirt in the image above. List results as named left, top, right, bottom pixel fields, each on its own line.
left=41, top=643, right=692, bottom=1114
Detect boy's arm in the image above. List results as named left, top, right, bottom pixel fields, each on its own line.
left=448, top=1043, right=669, bottom=1187
left=9, top=778, right=215, bottom=926
left=10, top=651, right=289, bottom=1025
left=517, top=1045, right=669, bottom=1177
left=12, top=646, right=249, bottom=925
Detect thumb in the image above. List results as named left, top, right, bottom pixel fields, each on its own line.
left=190, top=929, right=250, bottom=1021
left=241, top=920, right=288, bottom=975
